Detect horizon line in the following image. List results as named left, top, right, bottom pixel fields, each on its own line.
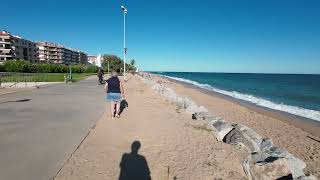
left=145, top=71, right=320, bottom=75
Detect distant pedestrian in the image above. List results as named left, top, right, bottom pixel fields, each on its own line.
left=97, top=68, right=104, bottom=84
left=104, top=70, right=125, bottom=118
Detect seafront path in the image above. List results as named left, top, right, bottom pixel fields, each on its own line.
left=0, top=76, right=105, bottom=180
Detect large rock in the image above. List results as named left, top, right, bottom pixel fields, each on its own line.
left=243, top=154, right=292, bottom=180
left=185, top=104, right=207, bottom=114
left=242, top=146, right=314, bottom=180
left=209, top=119, right=234, bottom=141
left=285, top=154, right=307, bottom=179
left=261, top=146, right=307, bottom=179
left=192, top=112, right=216, bottom=121
left=162, top=87, right=179, bottom=102
left=152, top=83, right=166, bottom=94
left=174, top=96, right=195, bottom=111
left=224, top=124, right=272, bottom=153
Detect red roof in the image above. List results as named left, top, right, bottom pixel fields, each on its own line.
left=0, top=31, right=10, bottom=36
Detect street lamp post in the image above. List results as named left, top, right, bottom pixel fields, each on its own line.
left=69, top=63, right=72, bottom=80
left=107, top=60, right=110, bottom=75
left=121, top=5, right=127, bottom=80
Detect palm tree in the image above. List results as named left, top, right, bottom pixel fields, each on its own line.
left=130, top=59, right=135, bottom=66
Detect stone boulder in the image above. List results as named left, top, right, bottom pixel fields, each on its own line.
left=152, top=83, right=166, bottom=94
left=209, top=119, right=234, bottom=141
left=186, top=104, right=207, bottom=114
left=243, top=154, right=292, bottom=180
left=224, top=124, right=273, bottom=153
left=242, top=146, right=315, bottom=180
left=192, top=112, right=217, bottom=121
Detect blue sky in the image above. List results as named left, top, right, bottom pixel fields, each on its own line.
left=1, top=0, right=320, bottom=74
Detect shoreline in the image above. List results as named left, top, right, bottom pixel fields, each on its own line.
left=159, top=75, right=320, bottom=138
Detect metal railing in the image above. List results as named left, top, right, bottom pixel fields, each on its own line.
left=0, top=72, right=63, bottom=88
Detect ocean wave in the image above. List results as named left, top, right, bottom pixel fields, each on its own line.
left=162, top=75, right=320, bottom=121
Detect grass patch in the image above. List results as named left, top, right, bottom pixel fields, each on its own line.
left=185, top=123, right=212, bottom=132
left=71, top=73, right=95, bottom=82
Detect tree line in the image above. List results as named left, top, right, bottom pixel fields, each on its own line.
left=0, top=54, right=137, bottom=74
left=0, top=60, right=98, bottom=73
left=101, top=54, right=137, bottom=73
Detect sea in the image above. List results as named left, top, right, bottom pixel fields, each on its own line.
left=152, top=72, right=320, bottom=122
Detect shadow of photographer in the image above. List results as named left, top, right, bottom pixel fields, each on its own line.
left=119, top=141, right=151, bottom=180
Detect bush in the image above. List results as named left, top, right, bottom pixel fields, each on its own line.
left=0, top=64, right=5, bottom=72
left=3, top=60, right=32, bottom=72
left=30, top=64, right=37, bottom=73
left=84, top=65, right=98, bottom=73
left=1, top=60, right=97, bottom=73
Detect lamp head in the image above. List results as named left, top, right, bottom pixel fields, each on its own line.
left=121, top=5, right=128, bottom=13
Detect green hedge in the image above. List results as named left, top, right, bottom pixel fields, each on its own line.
left=0, top=64, right=4, bottom=72
left=0, top=60, right=98, bottom=73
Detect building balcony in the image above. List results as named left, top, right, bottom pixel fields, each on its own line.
left=0, top=54, right=13, bottom=57
left=0, top=40, right=12, bottom=44
left=0, top=46, right=11, bottom=50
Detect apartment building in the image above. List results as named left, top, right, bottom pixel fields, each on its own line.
left=37, top=42, right=88, bottom=64
left=79, top=51, right=88, bottom=64
left=88, top=54, right=102, bottom=67
left=0, top=31, right=39, bottom=63
left=0, top=30, right=88, bottom=65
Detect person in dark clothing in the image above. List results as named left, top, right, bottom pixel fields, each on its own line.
left=104, top=70, right=125, bottom=118
left=119, top=141, right=151, bottom=180
left=97, top=68, right=104, bottom=84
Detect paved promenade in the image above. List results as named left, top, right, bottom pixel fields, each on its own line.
left=0, top=76, right=105, bottom=180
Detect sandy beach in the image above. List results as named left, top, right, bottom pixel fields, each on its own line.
left=153, top=75, right=320, bottom=178
left=55, top=74, right=320, bottom=179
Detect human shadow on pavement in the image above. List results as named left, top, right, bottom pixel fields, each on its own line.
left=119, top=99, right=128, bottom=115
left=0, top=98, right=31, bottom=104
left=119, top=141, right=151, bottom=180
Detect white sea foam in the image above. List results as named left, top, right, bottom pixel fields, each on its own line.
left=162, top=75, right=320, bottom=121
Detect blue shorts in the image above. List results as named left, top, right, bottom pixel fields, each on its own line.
left=106, top=93, right=122, bottom=102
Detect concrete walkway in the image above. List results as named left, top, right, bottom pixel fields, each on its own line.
left=0, top=76, right=105, bottom=180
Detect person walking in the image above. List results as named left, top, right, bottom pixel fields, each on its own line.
left=97, top=68, right=104, bottom=84
left=104, top=70, right=125, bottom=118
